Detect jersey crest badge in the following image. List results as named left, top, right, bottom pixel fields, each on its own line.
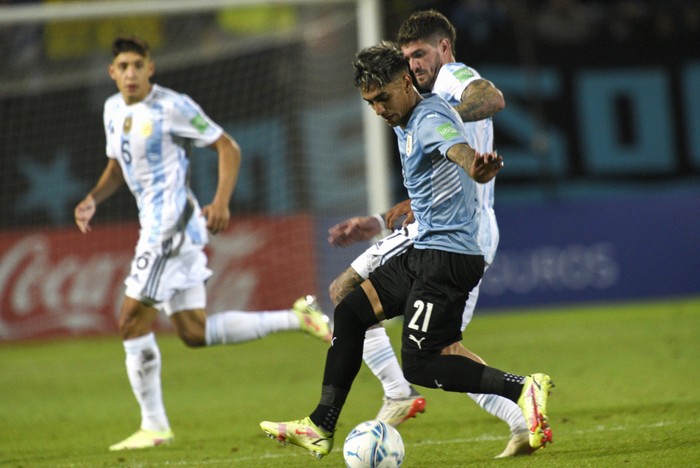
left=123, top=116, right=132, bottom=134
left=406, top=132, right=413, bottom=156
left=140, top=120, right=153, bottom=137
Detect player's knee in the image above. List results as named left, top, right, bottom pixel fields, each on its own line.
left=174, top=319, right=207, bottom=347
left=170, top=309, right=207, bottom=347
left=117, top=322, right=133, bottom=341
left=117, top=313, right=152, bottom=341
left=178, top=328, right=206, bottom=348
left=401, top=353, right=431, bottom=387
left=328, top=278, right=343, bottom=306
left=402, top=353, right=453, bottom=390
left=329, top=269, right=362, bottom=306
left=333, top=288, right=378, bottom=337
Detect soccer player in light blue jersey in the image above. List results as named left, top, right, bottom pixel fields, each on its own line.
left=260, top=41, right=554, bottom=460
left=326, top=10, right=531, bottom=458
left=74, top=36, right=331, bottom=452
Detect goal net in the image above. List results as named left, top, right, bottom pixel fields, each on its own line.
left=0, top=0, right=387, bottom=340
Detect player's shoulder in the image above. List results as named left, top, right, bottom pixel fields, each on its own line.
left=103, top=92, right=123, bottom=113
left=149, top=84, right=186, bottom=104
left=440, top=62, right=481, bottom=83
left=412, top=95, right=462, bottom=138
left=104, top=92, right=121, bottom=103
left=417, top=93, right=455, bottom=117
left=151, top=84, right=202, bottom=112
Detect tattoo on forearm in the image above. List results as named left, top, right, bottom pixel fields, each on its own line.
left=447, top=144, right=475, bottom=174
left=457, top=80, right=502, bottom=122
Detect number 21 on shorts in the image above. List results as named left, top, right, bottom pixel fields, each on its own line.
left=408, top=300, right=433, bottom=332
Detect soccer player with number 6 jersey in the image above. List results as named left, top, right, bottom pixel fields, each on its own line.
left=74, top=36, right=331, bottom=451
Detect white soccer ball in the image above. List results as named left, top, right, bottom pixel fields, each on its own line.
left=343, top=419, right=405, bottom=468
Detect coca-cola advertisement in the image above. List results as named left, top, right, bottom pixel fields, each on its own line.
left=0, top=215, right=319, bottom=342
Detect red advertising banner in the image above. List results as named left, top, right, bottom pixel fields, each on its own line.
left=0, top=215, right=318, bottom=342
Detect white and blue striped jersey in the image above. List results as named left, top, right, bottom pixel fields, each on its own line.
left=432, top=62, right=499, bottom=265
left=394, top=94, right=481, bottom=255
left=103, top=84, right=223, bottom=246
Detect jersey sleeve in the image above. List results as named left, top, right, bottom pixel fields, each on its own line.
left=435, top=63, right=482, bottom=103
left=170, top=93, right=223, bottom=147
left=103, top=97, right=117, bottom=159
left=416, top=108, right=469, bottom=159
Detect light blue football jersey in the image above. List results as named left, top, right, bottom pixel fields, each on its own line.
left=103, top=84, right=223, bottom=246
left=393, top=94, right=481, bottom=255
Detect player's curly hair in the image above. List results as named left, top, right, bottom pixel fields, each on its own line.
left=396, top=9, right=456, bottom=56
left=352, top=41, right=409, bottom=91
left=112, top=35, right=150, bottom=58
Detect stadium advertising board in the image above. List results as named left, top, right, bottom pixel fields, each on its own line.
left=316, top=191, right=700, bottom=312
left=0, top=216, right=318, bottom=342
left=476, top=192, right=700, bottom=309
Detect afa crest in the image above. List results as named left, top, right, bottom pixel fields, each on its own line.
left=123, top=116, right=132, bottom=134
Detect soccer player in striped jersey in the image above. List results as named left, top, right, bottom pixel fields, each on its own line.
left=74, top=36, right=331, bottom=452
left=260, top=41, right=554, bottom=460
left=326, top=10, right=532, bottom=458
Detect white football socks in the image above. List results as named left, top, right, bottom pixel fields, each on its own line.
left=363, top=326, right=412, bottom=399
left=360, top=325, right=527, bottom=432
left=468, top=392, right=528, bottom=434
left=205, top=309, right=298, bottom=345
left=123, top=333, right=170, bottom=432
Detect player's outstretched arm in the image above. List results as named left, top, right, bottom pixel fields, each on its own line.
left=201, top=133, right=240, bottom=234
left=447, top=144, right=503, bottom=183
left=327, top=198, right=416, bottom=247
left=74, top=159, right=124, bottom=233
left=455, top=78, right=505, bottom=122
left=328, top=216, right=382, bottom=247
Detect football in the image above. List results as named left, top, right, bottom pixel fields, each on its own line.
left=343, top=419, right=405, bottom=468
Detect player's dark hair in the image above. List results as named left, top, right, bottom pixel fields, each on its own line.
left=352, top=41, right=409, bottom=91
left=396, top=10, right=457, bottom=56
left=112, top=35, right=150, bottom=58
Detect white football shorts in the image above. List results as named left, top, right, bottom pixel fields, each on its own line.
left=124, top=230, right=211, bottom=316
left=350, top=222, right=419, bottom=280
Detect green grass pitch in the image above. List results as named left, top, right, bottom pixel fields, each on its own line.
left=1, top=297, right=699, bottom=467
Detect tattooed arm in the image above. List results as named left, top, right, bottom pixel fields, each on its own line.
left=446, top=144, right=503, bottom=184
left=454, top=78, right=505, bottom=122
